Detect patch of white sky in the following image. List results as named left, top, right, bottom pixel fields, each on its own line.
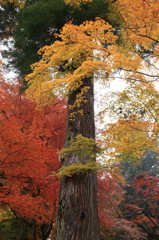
left=0, top=38, right=18, bottom=81
left=94, top=75, right=127, bottom=127
left=94, top=54, right=159, bottom=128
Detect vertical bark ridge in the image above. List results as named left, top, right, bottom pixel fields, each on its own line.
left=56, top=78, right=100, bottom=240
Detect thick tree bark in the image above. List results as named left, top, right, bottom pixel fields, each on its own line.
left=56, top=78, right=100, bottom=240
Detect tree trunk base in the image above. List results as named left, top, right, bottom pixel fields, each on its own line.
left=56, top=172, right=100, bottom=240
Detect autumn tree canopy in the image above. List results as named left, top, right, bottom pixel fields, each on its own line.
left=0, top=74, right=66, bottom=239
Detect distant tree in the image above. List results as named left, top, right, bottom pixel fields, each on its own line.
left=124, top=172, right=159, bottom=240
left=0, top=3, right=18, bottom=39
left=121, top=151, right=159, bottom=184
left=98, top=171, right=145, bottom=240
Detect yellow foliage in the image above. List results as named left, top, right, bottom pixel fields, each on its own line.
left=59, top=134, right=97, bottom=160
left=110, top=82, right=159, bottom=124
left=103, top=119, right=157, bottom=164
left=57, top=162, right=100, bottom=177
left=116, top=0, right=159, bottom=49
left=0, top=208, right=14, bottom=222
left=99, top=81, right=159, bottom=164
left=26, top=15, right=157, bottom=109
left=25, top=1, right=159, bottom=166
left=26, top=18, right=120, bottom=106
left=0, top=0, right=26, bottom=7
left=64, top=0, right=92, bottom=7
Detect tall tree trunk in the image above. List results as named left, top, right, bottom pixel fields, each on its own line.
left=56, top=78, right=100, bottom=240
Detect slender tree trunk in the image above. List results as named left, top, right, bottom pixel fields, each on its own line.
left=56, top=78, right=100, bottom=240
left=41, top=222, right=53, bottom=240
left=17, top=217, right=24, bottom=240
left=33, top=219, right=37, bottom=240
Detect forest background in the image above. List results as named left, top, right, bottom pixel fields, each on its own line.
left=1, top=0, right=159, bottom=239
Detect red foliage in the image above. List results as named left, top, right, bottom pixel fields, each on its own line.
left=98, top=171, right=146, bottom=239
left=130, top=172, right=159, bottom=238
left=0, top=76, right=66, bottom=228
